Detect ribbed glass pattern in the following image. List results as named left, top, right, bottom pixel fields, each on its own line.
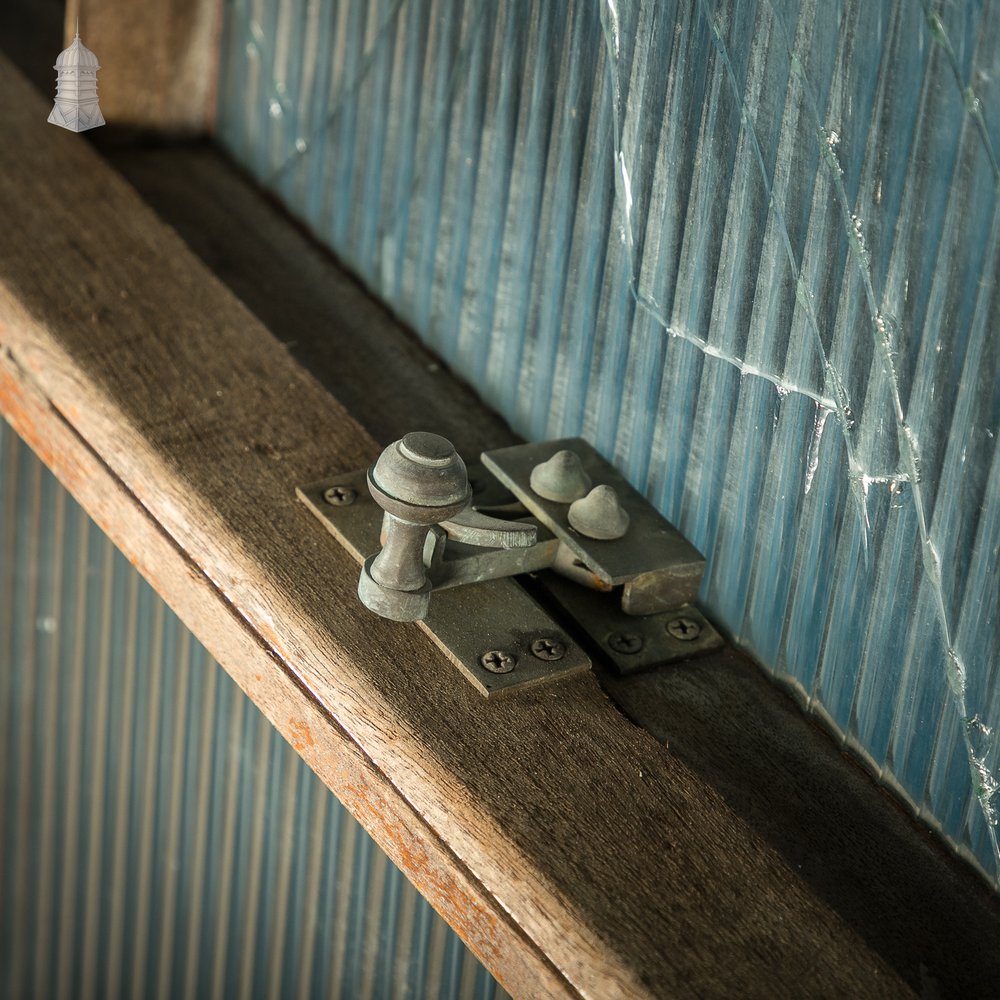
left=0, top=420, right=507, bottom=999
left=216, top=0, right=1000, bottom=886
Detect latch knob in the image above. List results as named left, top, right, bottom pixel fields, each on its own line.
left=359, top=432, right=471, bottom=621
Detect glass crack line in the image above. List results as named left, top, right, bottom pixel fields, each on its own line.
left=919, top=0, right=1000, bottom=185
left=761, top=0, right=1000, bottom=876
left=699, top=1, right=871, bottom=519
left=237, top=0, right=412, bottom=186
left=598, top=0, right=855, bottom=434
left=692, top=0, right=890, bottom=543
left=599, top=0, right=998, bottom=881
left=375, top=2, right=492, bottom=248
left=598, top=0, right=846, bottom=416
left=239, top=0, right=492, bottom=240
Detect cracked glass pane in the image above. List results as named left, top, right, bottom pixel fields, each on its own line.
left=217, top=0, right=1000, bottom=886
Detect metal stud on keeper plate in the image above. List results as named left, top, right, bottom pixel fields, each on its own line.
left=529, top=450, right=591, bottom=503
left=568, top=485, right=630, bottom=540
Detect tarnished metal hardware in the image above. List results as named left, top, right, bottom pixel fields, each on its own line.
left=568, top=485, right=630, bottom=540
left=298, top=433, right=723, bottom=695
left=667, top=616, right=702, bottom=641
left=529, top=450, right=591, bottom=503
left=358, top=432, right=472, bottom=622
left=323, top=485, right=356, bottom=506
left=530, top=571, right=723, bottom=677
left=480, top=650, right=517, bottom=674
left=608, top=632, right=644, bottom=655
left=481, top=438, right=706, bottom=615
left=530, top=638, right=566, bottom=661
left=297, top=468, right=589, bottom=697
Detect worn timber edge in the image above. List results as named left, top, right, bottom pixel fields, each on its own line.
left=0, top=54, right=915, bottom=999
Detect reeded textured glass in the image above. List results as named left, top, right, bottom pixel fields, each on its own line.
left=217, top=0, right=1000, bottom=886
left=0, top=421, right=506, bottom=999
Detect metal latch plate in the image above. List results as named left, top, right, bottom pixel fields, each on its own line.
left=530, top=572, right=724, bottom=676
left=298, top=473, right=591, bottom=697
left=482, top=438, right=704, bottom=586
left=482, top=439, right=706, bottom=614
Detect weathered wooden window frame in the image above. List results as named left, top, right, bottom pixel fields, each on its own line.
left=3, top=7, right=1000, bottom=994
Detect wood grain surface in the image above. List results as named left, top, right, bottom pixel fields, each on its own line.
left=0, top=52, right=954, bottom=998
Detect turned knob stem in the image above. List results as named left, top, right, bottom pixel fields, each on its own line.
left=370, top=518, right=431, bottom=593
left=358, top=432, right=470, bottom=621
